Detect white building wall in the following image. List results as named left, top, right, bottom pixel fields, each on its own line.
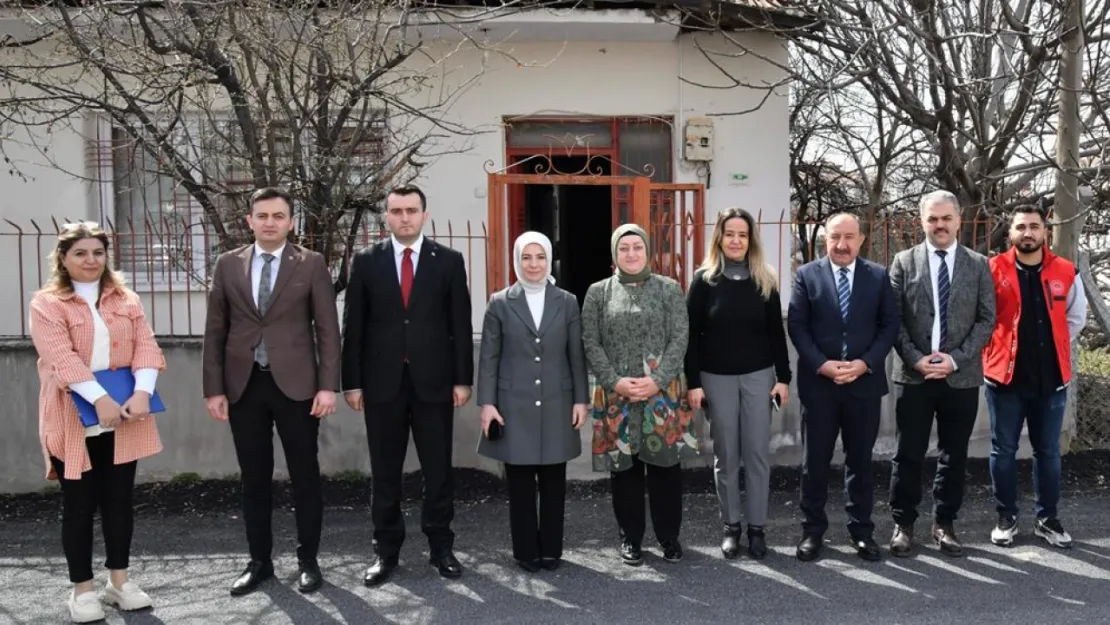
left=0, top=24, right=789, bottom=336
left=413, top=31, right=791, bottom=322
left=0, top=124, right=97, bottom=335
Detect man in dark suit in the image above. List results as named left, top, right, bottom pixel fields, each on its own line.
left=202, top=187, right=341, bottom=595
left=787, top=212, right=898, bottom=562
left=888, top=190, right=995, bottom=558
left=342, top=184, right=474, bottom=586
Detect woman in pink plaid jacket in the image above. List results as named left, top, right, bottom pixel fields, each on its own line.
left=29, top=222, right=165, bottom=623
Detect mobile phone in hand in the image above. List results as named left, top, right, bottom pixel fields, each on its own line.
left=486, top=419, right=503, bottom=441
left=929, top=356, right=944, bottom=365
left=771, top=394, right=781, bottom=411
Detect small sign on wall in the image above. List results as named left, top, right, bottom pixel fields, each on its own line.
left=728, top=173, right=750, bottom=186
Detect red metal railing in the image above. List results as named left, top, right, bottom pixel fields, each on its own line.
left=649, top=210, right=1001, bottom=290
left=0, top=217, right=487, bottom=338
left=1, top=213, right=1003, bottom=338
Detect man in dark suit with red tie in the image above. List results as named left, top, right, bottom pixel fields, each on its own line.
left=342, top=184, right=474, bottom=586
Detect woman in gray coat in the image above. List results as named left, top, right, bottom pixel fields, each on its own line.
left=477, top=231, right=589, bottom=573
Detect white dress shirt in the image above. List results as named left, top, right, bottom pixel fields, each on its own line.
left=925, top=240, right=958, bottom=368
left=391, top=234, right=424, bottom=282
left=66, top=280, right=159, bottom=437
left=251, top=241, right=285, bottom=307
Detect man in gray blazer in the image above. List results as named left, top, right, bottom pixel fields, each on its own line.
left=888, top=190, right=996, bottom=558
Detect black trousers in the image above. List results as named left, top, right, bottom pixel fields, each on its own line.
left=799, top=391, right=882, bottom=539
left=889, top=381, right=980, bottom=527
left=610, top=455, right=683, bottom=545
left=365, top=365, right=455, bottom=559
left=504, top=463, right=567, bottom=562
left=49, top=432, right=138, bottom=583
left=229, top=365, right=322, bottom=563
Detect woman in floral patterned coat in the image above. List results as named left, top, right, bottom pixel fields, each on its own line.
left=581, top=223, right=696, bottom=566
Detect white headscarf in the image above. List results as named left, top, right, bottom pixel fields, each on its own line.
left=513, top=231, right=555, bottom=294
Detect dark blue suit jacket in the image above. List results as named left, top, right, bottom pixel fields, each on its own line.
left=787, top=256, right=898, bottom=403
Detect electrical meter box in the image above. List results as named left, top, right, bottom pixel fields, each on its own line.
left=683, top=117, right=714, bottom=162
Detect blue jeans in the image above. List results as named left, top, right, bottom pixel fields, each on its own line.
left=986, top=384, right=1068, bottom=519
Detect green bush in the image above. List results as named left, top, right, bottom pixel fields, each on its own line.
left=1075, top=348, right=1110, bottom=450
left=1079, top=348, right=1110, bottom=376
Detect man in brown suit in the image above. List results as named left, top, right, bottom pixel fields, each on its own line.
left=202, top=187, right=341, bottom=596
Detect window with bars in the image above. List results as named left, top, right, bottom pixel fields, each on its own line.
left=92, top=113, right=388, bottom=288
left=103, top=123, right=208, bottom=288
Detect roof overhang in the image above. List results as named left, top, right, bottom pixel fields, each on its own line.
left=1, top=1, right=821, bottom=47
left=666, top=0, right=821, bottom=32
left=409, top=8, right=683, bottom=43
left=405, top=1, right=820, bottom=43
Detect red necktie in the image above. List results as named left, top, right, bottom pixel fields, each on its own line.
left=401, top=248, right=414, bottom=308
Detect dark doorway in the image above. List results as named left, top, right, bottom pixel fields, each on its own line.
left=523, top=156, right=613, bottom=307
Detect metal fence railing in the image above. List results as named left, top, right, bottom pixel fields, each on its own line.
left=0, top=217, right=486, bottom=338
left=0, top=213, right=1006, bottom=339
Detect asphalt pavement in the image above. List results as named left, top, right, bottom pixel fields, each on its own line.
left=3, top=485, right=1110, bottom=624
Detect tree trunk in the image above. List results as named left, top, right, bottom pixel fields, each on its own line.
left=1053, top=0, right=1085, bottom=261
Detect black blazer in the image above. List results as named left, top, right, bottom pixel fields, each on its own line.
left=787, top=256, right=898, bottom=402
left=341, top=237, right=474, bottom=402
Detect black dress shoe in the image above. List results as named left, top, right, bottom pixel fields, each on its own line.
left=430, top=551, right=463, bottom=579
left=516, top=559, right=541, bottom=573
left=297, top=560, right=323, bottom=593
left=660, top=540, right=683, bottom=562
left=540, top=558, right=561, bottom=571
left=230, top=560, right=274, bottom=596
left=890, top=525, right=914, bottom=558
left=721, top=523, right=742, bottom=559
left=620, top=539, right=643, bottom=566
left=796, top=534, right=822, bottom=562
left=853, top=537, right=882, bottom=562
left=932, top=523, right=965, bottom=557
left=747, top=525, right=767, bottom=560
left=364, top=556, right=398, bottom=587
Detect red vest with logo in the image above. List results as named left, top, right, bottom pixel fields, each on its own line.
left=983, top=248, right=1075, bottom=385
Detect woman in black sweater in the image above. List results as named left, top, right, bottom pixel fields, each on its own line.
left=685, top=207, right=791, bottom=560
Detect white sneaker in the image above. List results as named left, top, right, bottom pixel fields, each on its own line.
left=1034, top=518, right=1073, bottom=549
left=990, top=515, right=1018, bottom=546
left=68, top=590, right=105, bottom=623
left=103, top=580, right=153, bottom=611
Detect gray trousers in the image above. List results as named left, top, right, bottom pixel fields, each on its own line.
left=701, top=367, right=775, bottom=526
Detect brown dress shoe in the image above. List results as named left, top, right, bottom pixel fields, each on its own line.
left=932, top=523, right=964, bottom=557
left=890, top=525, right=914, bottom=557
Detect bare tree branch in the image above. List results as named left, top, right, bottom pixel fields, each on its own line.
left=690, top=0, right=1109, bottom=268
left=0, top=0, right=566, bottom=290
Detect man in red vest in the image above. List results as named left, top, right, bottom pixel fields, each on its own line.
left=985, top=204, right=1088, bottom=549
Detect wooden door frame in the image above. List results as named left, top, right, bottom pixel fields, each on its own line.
left=503, top=149, right=624, bottom=255
left=486, top=173, right=650, bottom=297
left=487, top=116, right=697, bottom=297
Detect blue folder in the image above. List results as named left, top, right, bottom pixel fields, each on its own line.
left=71, top=368, right=166, bottom=427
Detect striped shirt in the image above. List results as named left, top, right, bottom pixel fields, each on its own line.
left=29, top=284, right=165, bottom=480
